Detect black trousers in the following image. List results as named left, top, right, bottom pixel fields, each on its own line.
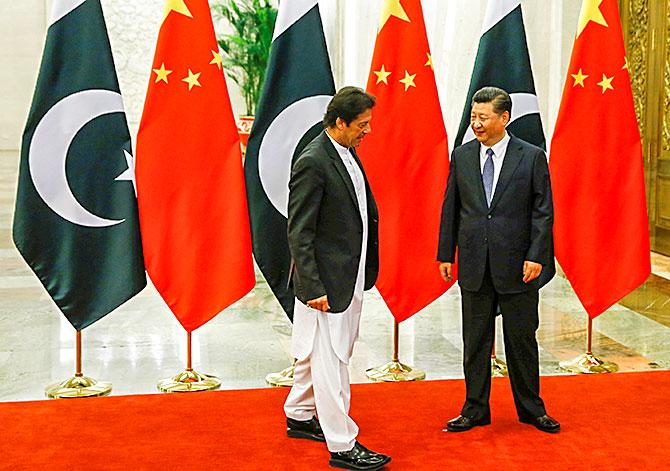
left=460, top=264, right=546, bottom=421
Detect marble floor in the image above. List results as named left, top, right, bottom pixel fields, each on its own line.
left=1, top=151, right=669, bottom=402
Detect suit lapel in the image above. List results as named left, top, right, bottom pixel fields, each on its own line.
left=463, top=140, right=489, bottom=209
left=489, top=136, right=523, bottom=210
left=321, top=132, right=359, bottom=214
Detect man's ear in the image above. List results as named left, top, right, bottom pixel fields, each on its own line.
left=336, top=117, right=345, bottom=130
left=502, top=111, right=510, bottom=125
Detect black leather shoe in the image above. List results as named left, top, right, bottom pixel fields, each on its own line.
left=444, top=414, right=491, bottom=432
left=329, top=441, right=391, bottom=470
left=286, top=417, right=326, bottom=442
left=520, top=414, right=560, bottom=433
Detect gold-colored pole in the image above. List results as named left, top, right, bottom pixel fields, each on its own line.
left=157, top=330, right=221, bottom=392
left=365, top=320, right=425, bottom=382
left=559, top=316, right=618, bottom=373
left=490, top=331, right=508, bottom=377
left=266, top=359, right=296, bottom=387
left=45, top=329, right=112, bottom=398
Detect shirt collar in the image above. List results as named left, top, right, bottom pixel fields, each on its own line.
left=325, top=129, right=351, bottom=159
left=481, top=131, right=510, bottom=157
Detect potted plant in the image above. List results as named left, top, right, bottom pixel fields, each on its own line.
left=211, top=0, right=277, bottom=153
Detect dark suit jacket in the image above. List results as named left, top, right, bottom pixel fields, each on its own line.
left=437, top=134, right=555, bottom=293
left=287, top=131, right=379, bottom=312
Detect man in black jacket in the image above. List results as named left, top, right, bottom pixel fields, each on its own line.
left=438, top=86, right=560, bottom=434
left=284, top=87, right=390, bottom=470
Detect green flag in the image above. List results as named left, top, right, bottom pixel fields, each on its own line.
left=13, top=0, right=146, bottom=330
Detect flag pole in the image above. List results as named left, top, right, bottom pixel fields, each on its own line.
left=157, top=330, right=221, bottom=392
left=265, top=359, right=296, bottom=387
left=490, top=331, right=508, bottom=377
left=366, top=320, right=425, bottom=382
left=45, top=329, right=112, bottom=398
left=559, top=317, right=618, bottom=374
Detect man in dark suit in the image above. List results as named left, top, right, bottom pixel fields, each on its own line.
left=438, top=86, right=560, bottom=434
left=284, top=87, right=391, bottom=470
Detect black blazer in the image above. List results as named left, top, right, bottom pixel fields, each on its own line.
left=437, top=135, right=555, bottom=293
left=288, top=132, right=379, bottom=312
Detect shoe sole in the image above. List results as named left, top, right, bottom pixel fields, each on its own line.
left=328, top=456, right=390, bottom=470
left=287, top=429, right=326, bottom=442
left=519, top=418, right=560, bottom=434
left=445, top=419, right=491, bottom=432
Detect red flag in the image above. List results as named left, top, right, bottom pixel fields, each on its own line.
left=136, top=0, right=254, bottom=332
left=550, top=0, right=650, bottom=317
left=361, top=0, right=452, bottom=322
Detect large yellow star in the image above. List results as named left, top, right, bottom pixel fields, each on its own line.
left=153, top=63, right=172, bottom=84
left=374, top=65, right=392, bottom=85
left=209, top=50, right=223, bottom=70
left=379, top=0, right=410, bottom=30
left=182, top=69, right=201, bottom=90
left=425, top=53, right=433, bottom=70
left=163, top=0, right=193, bottom=23
left=399, top=70, right=416, bottom=91
left=597, top=73, right=614, bottom=94
left=571, top=68, right=589, bottom=87
left=577, top=0, right=608, bottom=37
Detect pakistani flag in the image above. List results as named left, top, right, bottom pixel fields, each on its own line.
left=244, top=0, right=335, bottom=319
left=13, top=0, right=146, bottom=331
left=456, top=0, right=545, bottom=148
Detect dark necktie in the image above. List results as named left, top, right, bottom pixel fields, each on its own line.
left=483, top=148, right=494, bottom=206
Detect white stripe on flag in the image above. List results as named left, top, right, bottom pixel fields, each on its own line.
left=481, top=0, right=521, bottom=35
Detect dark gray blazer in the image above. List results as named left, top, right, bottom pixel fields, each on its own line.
left=437, top=134, right=555, bottom=293
left=288, top=131, right=379, bottom=312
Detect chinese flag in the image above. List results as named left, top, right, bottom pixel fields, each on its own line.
left=136, top=0, right=254, bottom=332
left=550, top=0, right=650, bottom=318
left=360, top=0, right=451, bottom=322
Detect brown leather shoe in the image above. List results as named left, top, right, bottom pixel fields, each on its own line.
left=444, top=414, right=491, bottom=432
left=286, top=416, right=325, bottom=442
left=520, top=414, right=561, bottom=433
left=329, top=441, right=391, bottom=470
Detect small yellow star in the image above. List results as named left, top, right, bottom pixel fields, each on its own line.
left=622, top=56, right=628, bottom=70
left=379, top=0, right=410, bottom=30
left=577, top=0, right=608, bottom=37
left=597, top=74, right=614, bottom=94
left=153, top=63, right=172, bottom=84
left=209, top=50, right=223, bottom=70
left=425, top=53, right=434, bottom=70
left=571, top=68, right=589, bottom=87
left=163, top=0, right=193, bottom=22
left=373, top=65, right=392, bottom=85
left=399, top=70, right=417, bottom=91
left=182, top=69, right=201, bottom=91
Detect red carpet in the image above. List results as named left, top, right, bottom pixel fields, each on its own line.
left=1, top=371, right=669, bottom=470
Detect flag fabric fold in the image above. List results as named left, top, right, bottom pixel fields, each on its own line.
left=550, top=0, right=650, bottom=317
left=244, top=1, right=336, bottom=319
left=456, top=0, right=545, bottom=149
left=13, top=0, right=146, bottom=331
left=361, top=0, right=451, bottom=322
left=136, top=0, right=254, bottom=332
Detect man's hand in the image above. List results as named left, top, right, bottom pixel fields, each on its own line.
left=523, top=261, right=542, bottom=283
left=307, top=295, right=330, bottom=312
left=439, top=262, right=453, bottom=282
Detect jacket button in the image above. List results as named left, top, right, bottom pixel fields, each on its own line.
left=487, top=214, right=492, bottom=219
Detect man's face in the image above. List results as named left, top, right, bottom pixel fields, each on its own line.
left=470, top=102, right=509, bottom=147
left=336, top=108, right=372, bottom=148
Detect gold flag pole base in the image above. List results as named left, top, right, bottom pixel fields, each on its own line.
left=491, top=355, right=508, bottom=377
left=265, top=362, right=295, bottom=387
left=559, top=353, right=619, bottom=374
left=157, top=368, right=221, bottom=393
left=366, top=360, right=426, bottom=382
left=45, top=374, right=112, bottom=399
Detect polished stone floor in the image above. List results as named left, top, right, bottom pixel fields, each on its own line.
left=1, top=151, right=669, bottom=402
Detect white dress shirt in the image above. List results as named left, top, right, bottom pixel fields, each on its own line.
left=479, top=131, right=510, bottom=197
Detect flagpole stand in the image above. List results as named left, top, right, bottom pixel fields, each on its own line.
left=559, top=317, right=618, bottom=374
left=265, top=360, right=295, bottom=387
left=366, top=320, right=426, bottom=382
left=45, top=330, right=112, bottom=399
left=158, top=331, right=221, bottom=392
left=491, top=334, right=508, bottom=378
